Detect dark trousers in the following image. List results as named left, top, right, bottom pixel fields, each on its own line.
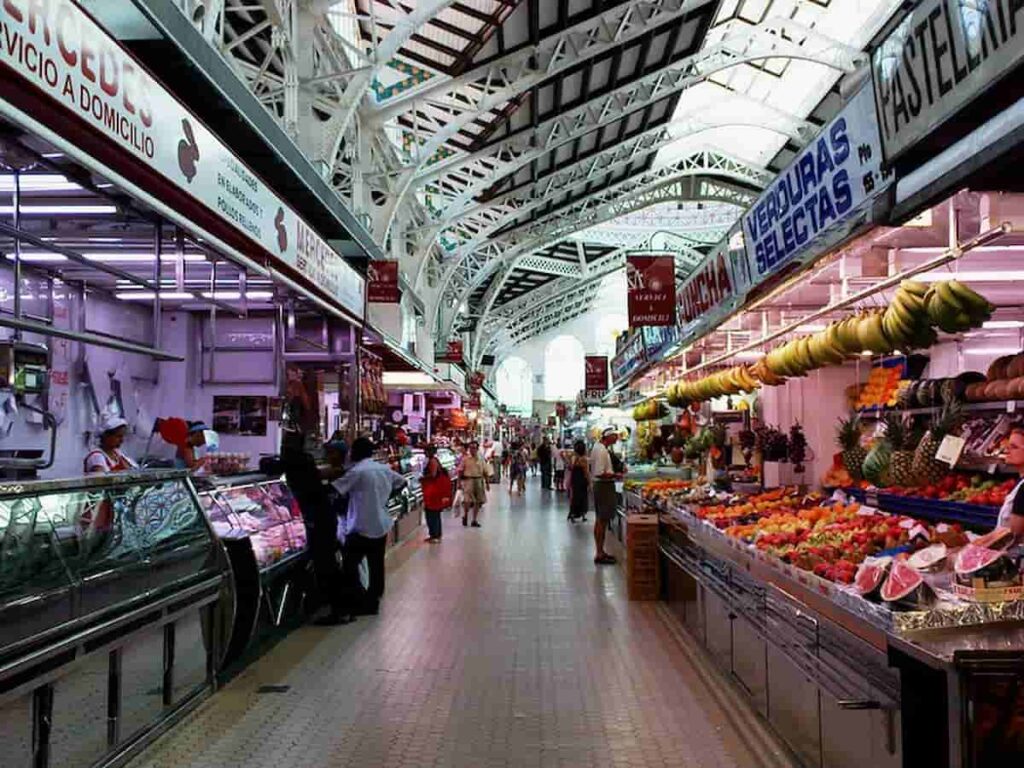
left=342, top=532, right=388, bottom=611
left=310, top=528, right=345, bottom=615
left=540, top=463, right=552, bottom=489
left=425, top=508, right=443, bottom=538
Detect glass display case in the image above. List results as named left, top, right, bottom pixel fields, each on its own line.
left=197, top=475, right=306, bottom=570
left=0, top=470, right=230, bottom=768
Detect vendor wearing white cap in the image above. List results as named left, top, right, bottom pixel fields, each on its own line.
left=589, top=426, right=622, bottom=565
left=175, top=421, right=210, bottom=472
left=84, top=416, right=138, bottom=474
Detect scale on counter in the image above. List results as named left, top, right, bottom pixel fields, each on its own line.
left=0, top=340, right=57, bottom=477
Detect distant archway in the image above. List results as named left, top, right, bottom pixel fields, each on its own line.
left=544, top=335, right=585, bottom=401
left=495, top=356, right=533, bottom=414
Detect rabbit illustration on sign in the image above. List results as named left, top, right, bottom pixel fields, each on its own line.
left=274, top=207, right=288, bottom=252
left=177, top=119, right=200, bottom=182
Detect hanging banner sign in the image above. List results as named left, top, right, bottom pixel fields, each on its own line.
left=677, top=251, right=734, bottom=327
left=367, top=260, right=400, bottom=303
left=0, top=0, right=364, bottom=319
left=626, top=254, right=676, bottom=326
left=871, top=0, right=1024, bottom=163
left=742, top=87, right=889, bottom=284
left=584, top=355, right=609, bottom=396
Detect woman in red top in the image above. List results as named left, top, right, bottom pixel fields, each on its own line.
left=421, top=445, right=451, bottom=542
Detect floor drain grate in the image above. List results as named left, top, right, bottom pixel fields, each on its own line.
left=256, top=685, right=291, bottom=694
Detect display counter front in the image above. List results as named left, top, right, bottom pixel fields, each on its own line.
left=0, top=470, right=231, bottom=768
left=655, top=497, right=1024, bottom=767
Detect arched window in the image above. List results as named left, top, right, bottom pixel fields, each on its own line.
left=495, top=356, right=533, bottom=414
left=595, top=313, right=627, bottom=358
left=544, top=335, right=585, bottom=401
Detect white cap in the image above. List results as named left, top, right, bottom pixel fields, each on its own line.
left=602, top=426, right=618, bottom=438
left=100, top=415, right=129, bottom=435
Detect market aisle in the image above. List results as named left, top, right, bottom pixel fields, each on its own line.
left=128, top=479, right=787, bottom=768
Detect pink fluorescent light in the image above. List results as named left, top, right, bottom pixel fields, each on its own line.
left=964, top=348, right=1023, bottom=355
left=201, top=291, right=274, bottom=300
left=84, top=252, right=206, bottom=263
left=915, top=271, right=1024, bottom=281
left=0, top=205, right=116, bottom=215
left=982, top=321, right=1024, bottom=329
left=116, top=292, right=193, bottom=301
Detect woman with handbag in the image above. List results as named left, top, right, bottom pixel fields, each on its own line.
left=421, top=445, right=451, bottom=542
left=568, top=440, right=590, bottom=522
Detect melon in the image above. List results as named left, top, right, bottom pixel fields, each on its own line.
left=1008, top=354, right=1024, bottom=379
left=990, top=379, right=1012, bottom=401
left=907, top=543, right=947, bottom=571
left=854, top=561, right=888, bottom=599
left=973, top=527, right=1014, bottom=550
left=964, top=382, right=986, bottom=402
left=1010, top=378, right=1024, bottom=400
left=954, top=544, right=1002, bottom=575
left=987, top=355, right=1014, bottom=381
left=880, top=561, right=924, bottom=602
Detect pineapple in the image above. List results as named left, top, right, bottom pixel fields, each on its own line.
left=912, top=402, right=963, bottom=486
left=884, top=414, right=917, bottom=487
left=837, top=414, right=867, bottom=481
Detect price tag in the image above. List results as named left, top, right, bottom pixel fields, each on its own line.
left=857, top=504, right=880, bottom=516
left=1009, top=401, right=1017, bottom=414
left=865, top=489, right=879, bottom=507
left=935, top=435, right=966, bottom=467
left=908, top=523, right=930, bottom=541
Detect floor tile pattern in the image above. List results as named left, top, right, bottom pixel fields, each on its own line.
left=128, top=480, right=775, bottom=768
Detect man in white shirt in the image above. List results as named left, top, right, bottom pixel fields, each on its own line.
left=332, top=437, right=407, bottom=615
left=590, top=426, right=622, bottom=565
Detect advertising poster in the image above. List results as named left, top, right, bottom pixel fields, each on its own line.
left=212, top=396, right=241, bottom=434
left=240, top=396, right=269, bottom=436
left=367, top=261, right=401, bottom=303
left=437, top=339, right=464, bottom=364
left=741, top=87, right=889, bottom=284
left=626, top=254, right=676, bottom=326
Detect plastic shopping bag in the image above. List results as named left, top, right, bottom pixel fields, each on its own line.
left=452, top=486, right=464, bottom=511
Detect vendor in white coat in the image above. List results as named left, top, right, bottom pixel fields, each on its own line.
left=997, top=425, right=1024, bottom=537
left=84, top=416, right=138, bottom=474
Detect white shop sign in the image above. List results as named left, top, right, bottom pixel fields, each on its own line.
left=871, top=0, right=1024, bottom=163
left=0, top=0, right=364, bottom=319
left=742, top=87, right=889, bottom=283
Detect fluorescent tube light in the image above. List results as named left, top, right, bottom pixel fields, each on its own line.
left=116, top=292, right=194, bottom=300
left=383, top=371, right=435, bottom=387
left=796, top=324, right=826, bottom=332
left=0, top=174, right=80, bottom=192
left=733, top=350, right=765, bottom=360
left=0, top=205, right=117, bottom=215
left=982, top=321, right=1024, bottom=329
left=200, top=291, right=274, bottom=300
left=964, top=348, right=1023, bottom=355
left=915, top=271, right=1024, bottom=281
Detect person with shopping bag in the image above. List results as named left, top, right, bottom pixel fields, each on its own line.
left=421, top=444, right=451, bottom=542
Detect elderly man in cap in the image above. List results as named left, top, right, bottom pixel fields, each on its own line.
left=589, top=427, right=623, bottom=565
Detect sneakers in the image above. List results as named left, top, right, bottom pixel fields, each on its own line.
left=462, top=516, right=468, bottom=527
left=594, top=554, right=617, bottom=565
left=470, top=520, right=481, bottom=528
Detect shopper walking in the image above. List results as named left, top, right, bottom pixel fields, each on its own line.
left=538, top=436, right=553, bottom=490
left=332, top=437, right=407, bottom=615
left=553, top=442, right=567, bottom=492
left=421, top=444, right=451, bottom=542
left=509, top=442, right=527, bottom=495
left=460, top=440, right=486, bottom=527
left=529, top=443, right=539, bottom=476
left=568, top=440, right=590, bottom=523
left=590, top=427, right=622, bottom=564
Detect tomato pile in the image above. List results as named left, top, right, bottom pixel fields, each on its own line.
left=882, top=474, right=1016, bottom=506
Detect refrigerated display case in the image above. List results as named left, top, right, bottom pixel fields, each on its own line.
left=194, top=473, right=309, bottom=667
left=0, top=470, right=231, bottom=768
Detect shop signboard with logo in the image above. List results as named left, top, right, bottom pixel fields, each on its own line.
left=741, top=86, right=889, bottom=286
left=641, top=324, right=680, bottom=361
left=871, top=0, right=1024, bottom=164
left=584, top=355, right=609, bottom=398
left=610, top=330, right=647, bottom=386
left=436, top=339, right=464, bottom=364
left=0, top=0, right=364, bottom=318
left=367, top=261, right=400, bottom=303
left=676, top=250, right=737, bottom=342
left=626, top=253, right=676, bottom=326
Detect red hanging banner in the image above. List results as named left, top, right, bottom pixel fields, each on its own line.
left=584, top=355, right=609, bottom=397
left=367, top=261, right=401, bottom=303
left=626, top=254, right=676, bottom=326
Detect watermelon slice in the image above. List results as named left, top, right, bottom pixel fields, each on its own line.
left=955, top=545, right=1002, bottom=575
left=908, top=543, right=948, bottom=571
left=880, top=561, right=924, bottom=602
left=854, top=563, right=886, bottom=598
left=973, top=527, right=1013, bottom=550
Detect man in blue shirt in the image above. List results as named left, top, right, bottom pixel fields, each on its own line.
left=332, top=437, right=407, bottom=615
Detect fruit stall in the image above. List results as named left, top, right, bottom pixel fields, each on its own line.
left=610, top=189, right=1024, bottom=768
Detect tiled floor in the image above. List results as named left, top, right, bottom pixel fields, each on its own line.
left=128, top=479, right=785, bottom=768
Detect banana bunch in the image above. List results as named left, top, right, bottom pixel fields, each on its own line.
left=882, top=280, right=939, bottom=350
left=668, top=365, right=760, bottom=405
left=924, top=279, right=993, bottom=334
left=632, top=400, right=665, bottom=421
left=750, top=359, right=786, bottom=386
